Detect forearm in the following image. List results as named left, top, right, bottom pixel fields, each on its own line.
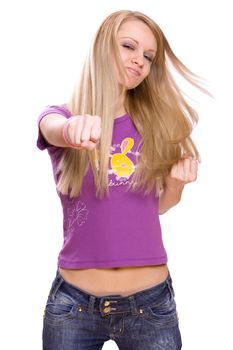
left=39, top=114, right=69, bottom=148
left=159, top=182, right=184, bottom=215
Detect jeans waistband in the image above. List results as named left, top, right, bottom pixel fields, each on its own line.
left=51, top=270, right=174, bottom=317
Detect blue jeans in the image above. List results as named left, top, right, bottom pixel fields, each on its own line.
left=43, top=271, right=182, bottom=349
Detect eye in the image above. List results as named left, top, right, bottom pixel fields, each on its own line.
left=122, top=43, right=135, bottom=50
left=144, top=55, right=153, bottom=63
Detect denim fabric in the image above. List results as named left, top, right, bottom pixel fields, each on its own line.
left=43, top=271, right=182, bottom=349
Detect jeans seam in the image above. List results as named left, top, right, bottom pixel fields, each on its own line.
left=166, top=280, right=174, bottom=299
left=50, top=277, right=63, bottom=302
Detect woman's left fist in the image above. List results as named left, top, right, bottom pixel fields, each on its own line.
left=166, top=156, right=199, bottom=190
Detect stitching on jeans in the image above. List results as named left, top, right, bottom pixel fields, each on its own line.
left=166, top=280, right=174, bottom=299
left=50, top=277, right=63, bottom=301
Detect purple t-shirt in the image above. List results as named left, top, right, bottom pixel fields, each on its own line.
left=37, top=105, right=167, bottom=268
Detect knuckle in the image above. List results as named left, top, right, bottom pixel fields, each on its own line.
left=72, top=115, right=82, bottom=122
left=85, top=114, right=92, bottom=122
left=95, top=115, right=102, bottom=123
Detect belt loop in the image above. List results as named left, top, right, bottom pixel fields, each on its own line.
left=129, top=296, right=138, bottom=315
left=88, top=295, right=96, bottom=313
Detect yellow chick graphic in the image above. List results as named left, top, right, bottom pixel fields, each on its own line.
left=110, top=137, right=135, bottom=178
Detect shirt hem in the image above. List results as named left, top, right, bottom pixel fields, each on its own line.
left=58, top=256, right=168, bottom=269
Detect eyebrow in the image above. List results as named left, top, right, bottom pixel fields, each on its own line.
left=120, top=36, right=156, bottom=53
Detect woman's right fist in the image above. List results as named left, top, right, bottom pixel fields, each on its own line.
left=63, top=114, right=101, bottom=150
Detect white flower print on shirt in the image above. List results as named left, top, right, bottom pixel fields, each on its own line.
left=64, top=199, right=89, bottom=234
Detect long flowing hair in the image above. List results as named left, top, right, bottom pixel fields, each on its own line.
left=57, top=10, right=206, bottom=198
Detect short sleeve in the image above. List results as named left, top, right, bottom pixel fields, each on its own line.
left=37, top=104, right=72, bottom=150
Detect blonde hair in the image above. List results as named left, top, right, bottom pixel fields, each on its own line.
left=57, top=10, right=206, bottom=198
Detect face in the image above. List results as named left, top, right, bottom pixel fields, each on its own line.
left=115, top=19, right=157, bottom=90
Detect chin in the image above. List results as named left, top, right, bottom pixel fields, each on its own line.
left=123, top=80, right=141, bottom=90
left=118, top=79, right=141, bottom=91
left=126, top=83, right=141, bottom=90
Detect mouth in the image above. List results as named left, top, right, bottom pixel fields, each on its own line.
left=126, top=67, right=141, bottom=77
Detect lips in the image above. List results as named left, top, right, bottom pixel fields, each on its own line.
left=126, top=67, right=141, bottom=77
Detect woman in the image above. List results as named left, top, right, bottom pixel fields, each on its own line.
left=38, top=10, right=203, bottom=350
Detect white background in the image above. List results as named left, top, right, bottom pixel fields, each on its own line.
left=0, top=0, right=232, bottom=349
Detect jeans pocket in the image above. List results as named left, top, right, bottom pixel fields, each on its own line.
left=44, top=289, right=77, bottom=326
left=140, top=291, right=179, bottom=328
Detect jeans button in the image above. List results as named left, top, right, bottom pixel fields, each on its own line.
left=103, top=307, right=110, bottom=313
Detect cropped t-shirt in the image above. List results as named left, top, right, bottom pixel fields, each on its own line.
left=37, top=105, right=167, bottom=268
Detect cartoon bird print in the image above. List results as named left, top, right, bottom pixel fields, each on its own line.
left=110, top=137, right=135, bottom=179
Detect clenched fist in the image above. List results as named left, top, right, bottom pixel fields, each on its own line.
left=165, top=156, right=199, bottom=191
left=64, top=115, right=101, bottom=150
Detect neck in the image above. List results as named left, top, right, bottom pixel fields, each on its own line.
left=115, top=107, right=127, bottom=119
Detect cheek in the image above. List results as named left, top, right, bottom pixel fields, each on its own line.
left=119, top=50, right=129, bottom=64
left=140, top=66, right=151, bottom=82
left=145, top=63, right=152, bottom=76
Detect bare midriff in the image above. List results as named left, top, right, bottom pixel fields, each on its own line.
left=59, top=264, right=169, bottom=297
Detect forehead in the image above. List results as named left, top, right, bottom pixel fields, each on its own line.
left=117, top=19, right=157, bottom=50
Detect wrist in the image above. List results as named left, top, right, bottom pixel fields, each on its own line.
left=62, top=117, right=80, bottom=149
left=165, top=177, right=185, bottom=193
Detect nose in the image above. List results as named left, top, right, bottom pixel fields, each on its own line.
left=131, top=53, right=144, bottom=67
